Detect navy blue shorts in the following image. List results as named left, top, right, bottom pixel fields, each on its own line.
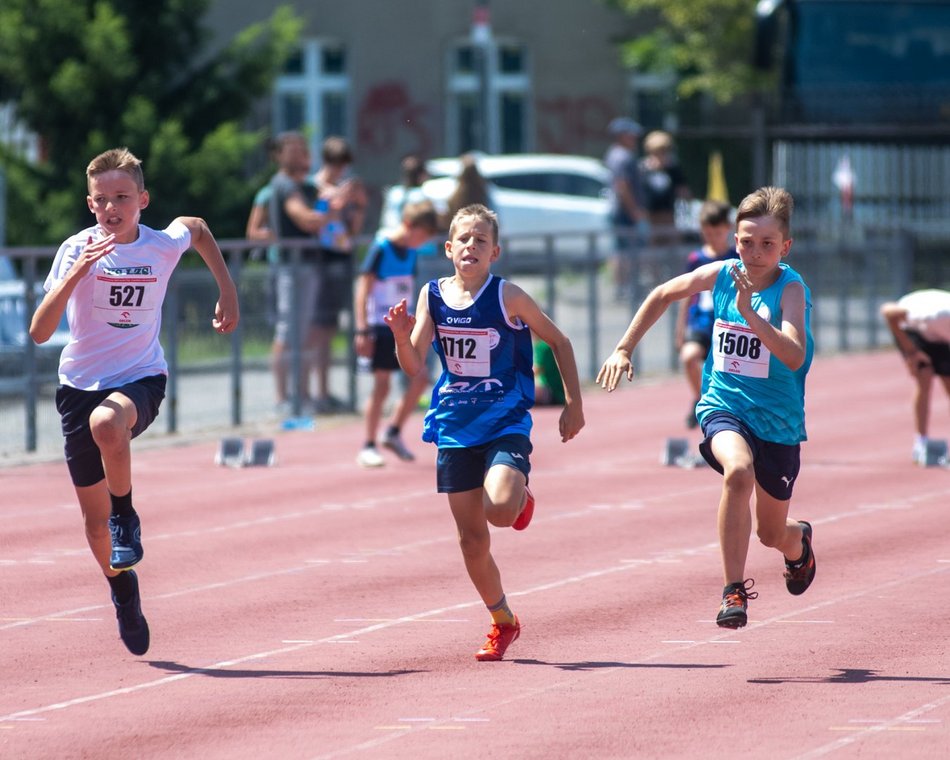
left=906, top=330, right=950, bottom=376
left=55, top=374, right=166, bottom=488
left=699, top=411, right=801, bottom=500
left=369, top=325, right=400, bottom=372
left=436, top=434, right=532, bottom=494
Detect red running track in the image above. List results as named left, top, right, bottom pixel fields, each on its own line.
left=2, top=350, right=949, bottom=759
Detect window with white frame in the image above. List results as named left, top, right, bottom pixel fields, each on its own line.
left=446, top=37, right=532, bottom=155
left=274, top=40, right=350, bottom=158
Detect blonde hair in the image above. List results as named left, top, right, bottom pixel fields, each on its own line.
left=86, top=148, right=145, bottom=191
left=736, top=186, right=794, bottom=238
left=643, top=130, right=674, bottom=155
left=448, top=203, right=498, bottom=244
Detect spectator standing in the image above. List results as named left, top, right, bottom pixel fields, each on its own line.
left=639, top=130, right=692, bottom=246
left=439, top=153, right=492, bottom=232
left=380, top=153, right=430, bottom=231
left=604, top=117, right=647, bottom=299
left=312, top=136, right=368, bottom=414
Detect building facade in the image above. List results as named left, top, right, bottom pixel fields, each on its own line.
left=207, top=0, right=647, bottom=201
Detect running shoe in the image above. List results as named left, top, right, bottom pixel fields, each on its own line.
left=109, top=513, right=143, bottom=571
left=474, top=616, right=521, bottom=661
left=356, top=445, right=385, bottom=468
left=382, top=431, right=415, bottom=461
left=685, top=399, right=700, bottom=429
left=784, top=521, right=816, bottom=595
left=511, top=486, right=535, bottom=531
left=112, top=569, right=150, bottom=656
left=716, top=579, right=758, bottom=629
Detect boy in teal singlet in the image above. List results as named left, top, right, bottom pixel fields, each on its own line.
left=597, top=186, right=816, bottom=629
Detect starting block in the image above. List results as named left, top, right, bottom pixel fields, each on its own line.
left=246, top=438, right=277, bottom=467
left=922, top=439, right=948, bottom=467
left=661, top=437, right=707, bottom=469
left=215, top=437, right=277, bottom=467
left=215, top=437, right=245, bottom=468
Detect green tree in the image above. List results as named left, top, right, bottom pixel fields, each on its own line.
left=606, top=0, right=772, bottom=103
left=0, top=1, right=302, bottom=245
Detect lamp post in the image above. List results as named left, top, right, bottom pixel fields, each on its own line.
left=471, top=1, right=493, bottom=153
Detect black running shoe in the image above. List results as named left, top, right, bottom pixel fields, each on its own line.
left=112, top=569, right=150, bottom=655
left=784, top=521, right=816, bottom=596
left=109, top=513, right=143, bottom=570
left=716, top=579, right=758, bottom=629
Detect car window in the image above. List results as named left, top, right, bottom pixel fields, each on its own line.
left=490, top=171, right=606, bottom=199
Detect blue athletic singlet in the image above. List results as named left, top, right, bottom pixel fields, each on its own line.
left=695, top=262, right=813, bottom=445
left=422, top=275, right=534, bottom=448
left=360, top=237, right=417, bottom=326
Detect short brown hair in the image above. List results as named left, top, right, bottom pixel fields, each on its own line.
left=402, top=200, right=438, bottom=233
left=448, top=203, right=498, bottom=244
left=699, top=199, right=732, bottom=227
left=86, top=148, right=144, bottom=191
left=321, top=136, right=353, bottom=166
left=735, top=186, right=794, bottom=238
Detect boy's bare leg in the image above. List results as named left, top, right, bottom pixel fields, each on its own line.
left=390, top=367, right=428, bottom=430
left=75, top=482, right=117, bottom=575
left=365, top=370, right=391, bottom=442
left=752, top=487, right=804, bottom=560
left=710, top=431, right=755, bottom=584
left=89, top=393, right=136, bottom=498
left=913, top=366, right=933, bottom=437
left=448, top=489, right=504, bottom=606
left=482, top=464, right=526, bottom=528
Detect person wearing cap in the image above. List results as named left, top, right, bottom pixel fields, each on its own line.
left=880, top=289, right=950, bottom=464
left=604, top=117, right=648, bottom=300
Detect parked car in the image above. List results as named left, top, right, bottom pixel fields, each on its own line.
left=0, top=258, right=69, bottom=388
left=382, top=153, right=614, bottom=267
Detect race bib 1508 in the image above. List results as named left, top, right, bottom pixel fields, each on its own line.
left=712, top=318, right=770, bottom=378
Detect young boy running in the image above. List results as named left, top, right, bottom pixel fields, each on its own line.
left=354, top=200, right=438, bottom=467
left=597, top=186, right=816, bottom=629
left=30, top=147, right=239, bottom=655
left=386, top=203, right=585, bottom=660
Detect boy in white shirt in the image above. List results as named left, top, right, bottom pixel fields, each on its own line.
left=30, top=147, right=239, bottom=655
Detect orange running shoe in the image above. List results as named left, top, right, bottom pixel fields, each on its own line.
left=512, top=486, right=535, bottom=531
left=474, top=616, right=521, bottom=661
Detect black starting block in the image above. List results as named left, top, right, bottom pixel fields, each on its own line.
left=661, top=437, right=707, bottom=468
left=246, top=438, right=277, bottom=467
left=215, top=437, right=277, bottom=467
left=214, top=437, right=245, bottom=468
left=922, top=439, right=948, bottom=467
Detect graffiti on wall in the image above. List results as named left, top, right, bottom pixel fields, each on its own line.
left=536, top=96, right=614, bottom=155
left=357, top=81, right=433, bottom=159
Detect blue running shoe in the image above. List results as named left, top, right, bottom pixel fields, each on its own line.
left=109, top=513, right=143, bottom=571
left=111, top=569, right=150, bottom=655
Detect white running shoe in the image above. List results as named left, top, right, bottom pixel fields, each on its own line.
left=912, top=439, right=927, bottom=465
left=357, top=445, right=385, bottom=468
left=382, top=431, right=415, bottom=461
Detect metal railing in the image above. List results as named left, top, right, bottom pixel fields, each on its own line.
left=0, top=225, right=925, bottom=458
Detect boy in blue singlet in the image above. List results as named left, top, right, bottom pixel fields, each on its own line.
left=30, top=148, right=239, bottom=655
left=598, top=186, right=816, bottom=629
left=674, top=200, right=738, bottom=428
left=354, top=200, right=438, bottom=467
left=386, top=203, right=585, bottom=661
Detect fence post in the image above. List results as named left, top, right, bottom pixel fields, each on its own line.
left=228, top=247, right=243, bottom=427
left=23, top=255, right=38, bottom=452
left=165, top=272, right=179, bottom=434
left=586, top=232, right=600, bottom=381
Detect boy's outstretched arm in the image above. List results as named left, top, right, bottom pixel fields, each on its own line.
left=177, top=217, right=240, bottom=334
left=504, top=283, right=584, bottom=442
left=385, top=287, right=433, bottom=377
left=30, top=233, right=117, bottom=344
left=597, top=263, right=723, bottom=391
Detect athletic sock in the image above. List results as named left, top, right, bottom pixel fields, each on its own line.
left=487, top=595, right=516, bottom=626
left=385, top=425, right=400, bottom=438
left=364, top=440, right=377, bottom=449
left=109, top=489, right=135, bottom=519
left=107, top=571, right=135, bottom=603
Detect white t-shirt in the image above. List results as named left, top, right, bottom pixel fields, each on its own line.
left=898, top=289, right=950, bottom=344
left=44, top=221, right=192, bottom=390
